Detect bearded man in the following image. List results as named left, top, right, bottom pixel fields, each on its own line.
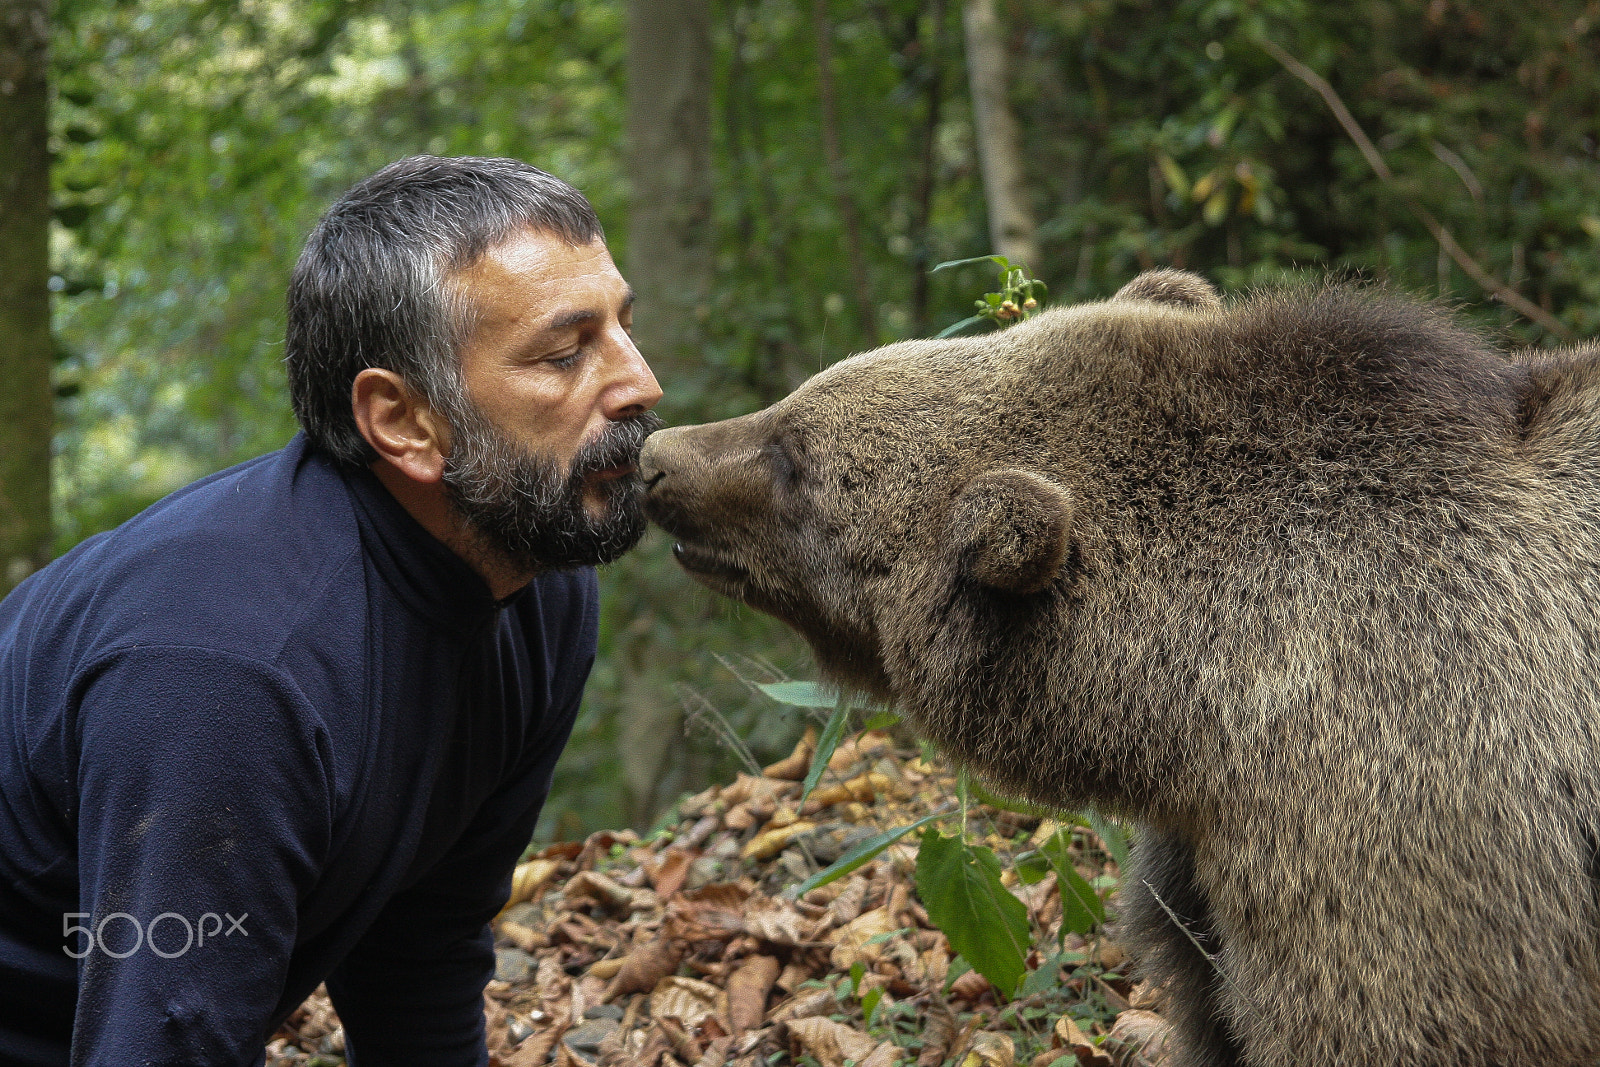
left=0, top=156, right=661, bottom=1065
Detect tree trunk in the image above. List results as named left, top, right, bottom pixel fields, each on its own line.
left=619, top=0, right=714, bottom=829
left=626, top=0, right=713, bottom=386
left=0, top=0, right=53, bottom=595
left=962, top=0, right=1038, bottom=268
left=812, top=0, right=876, bottom=342
left=910, top=0, right=951, bottom=336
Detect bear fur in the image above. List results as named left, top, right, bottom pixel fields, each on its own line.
left=639, top=271, right=1600, bottom=1067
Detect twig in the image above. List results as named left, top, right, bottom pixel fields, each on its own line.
left=677, top=685, right=764, bottom=776
left=1257, top=36, right=1573, bottom=340
left=1142, top=879, right=1262, bottom=1016
left=1429, top=140, right=1484, bottom=210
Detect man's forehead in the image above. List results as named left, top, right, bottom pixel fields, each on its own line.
left=461, top=229, right=615, bottom=282
left=454, top=230, right=629, bottom=321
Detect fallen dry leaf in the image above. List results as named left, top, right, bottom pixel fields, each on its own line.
left=742, top=818, right=818, bottom=860
left=650, top=975, right=728, bottom=1029
left=829, top=906, right=899, bottom=970
left=762, top=725, right=818, bottom=780
left=563, top=870, right=637, bottom=914
left=963, top=1031, right=1014, bottom=1067
left=646, top=847, right=694, bottom=900
left=604, top=937, right=683, bottom=1000
left=504, top=858, right=561, bottom=909
left=659, top=1014, right=704, bottom=1062
left=741, top=898, right=815, bottom=948
left=766, top=986, right=834, bottom=1026
left=823, top=876, right=869, bottom=928
left=499, top=920, right=546, bottom=953
left=826, top=731, right=892, bottom=773
left=1054, top=1015, right=1115, bottom=1067
left=787, top=1015, right=879, bottom=1067
left=725, top=954, right=780, bottom=1035
left=914, top=997, right=959, bottom=1067
left=1107, top=1009, right=1175, bottom=1066
left=586, top=956, right=624, bottom=980
left=949, top=968, right=992, bottom=1002
left=695, top=1033, right=736, bottom=1067
left=858, top=1041, right=905, bottom=1067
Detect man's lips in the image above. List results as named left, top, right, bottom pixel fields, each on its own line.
left=587, top=463, right=638, bottom=482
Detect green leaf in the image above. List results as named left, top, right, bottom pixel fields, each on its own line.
left=1085, top=811, right=1132, bottom=869
left=964, top=774, right=1058, bottom=819
left=787, top=810, right=949, bottom=898
left=864, top=928, right=912, bottom=946
left=915, top=828, right=1031, bottom=999
left=1203, top=188, right=1230, bottom=226
left=861, top=710, right=901, bottom=731
left=931, top=254, right=1009, bottom=274
left=1039, top=826, right=1107, bottom=937
left=1156, top=153, right=1190, bottom=199
left=799, top=698, right=852, bottom=809
left=935, top=314, right=987, bottom=338
left=849, top=961, right=865, bottom=997
left=1020, top=949, right=1071, bottom=997
left=1013, top=850, right=1053, bottom=885
left=943, top=955, right=971, bottom=993
left=756, top=680, right=838, bottom=708
left=860, top=984, right=884, bottom=1026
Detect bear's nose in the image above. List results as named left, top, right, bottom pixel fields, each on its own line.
left=639, top=425, right=694, bottom=483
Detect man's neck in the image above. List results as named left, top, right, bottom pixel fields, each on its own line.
left=370, top=462, right=534, bottom=601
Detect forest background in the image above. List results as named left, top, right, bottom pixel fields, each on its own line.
left=2, top=0, right=1598, bottom=839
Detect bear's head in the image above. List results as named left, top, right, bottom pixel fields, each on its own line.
left=639, top=269, right=1535, bottom=810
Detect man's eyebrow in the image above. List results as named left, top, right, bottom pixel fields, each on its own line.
left=539, top=287, right=637, bottom=334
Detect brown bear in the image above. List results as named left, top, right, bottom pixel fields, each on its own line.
left=638, top=270, right=1600, bottom=1067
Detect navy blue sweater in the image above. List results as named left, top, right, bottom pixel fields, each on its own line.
left=0, top=434, right=597, bottom=1066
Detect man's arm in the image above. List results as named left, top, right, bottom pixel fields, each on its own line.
left=70, top=646, right=332, bottom=1065
left=326, top=669, right=583, bottom=1067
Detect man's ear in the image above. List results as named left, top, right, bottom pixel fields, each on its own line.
left=351, top=368, right=451, bottom=484
left=948, top=469, right=1075, bottom=595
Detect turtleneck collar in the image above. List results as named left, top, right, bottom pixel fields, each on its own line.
left=342, top=462, right=518, bottom=631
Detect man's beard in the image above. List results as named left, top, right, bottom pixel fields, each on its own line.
left=440, top=399, right=663, bottom=573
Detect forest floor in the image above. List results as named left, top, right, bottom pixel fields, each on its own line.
left=266, top=732, right=1172, bottom=1067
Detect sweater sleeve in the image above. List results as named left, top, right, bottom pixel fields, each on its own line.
left=326, top=656, right=586, bottom=1067
left=68, top=646, right=333, bottom=1066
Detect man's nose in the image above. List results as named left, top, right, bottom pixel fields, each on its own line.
left=603, top=331, right=663, bottom=419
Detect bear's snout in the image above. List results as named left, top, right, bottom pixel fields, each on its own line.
left=639, top=417, right=773, bottom=547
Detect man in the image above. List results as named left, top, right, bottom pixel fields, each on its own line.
left=0, top=155, right=662, bottom=1064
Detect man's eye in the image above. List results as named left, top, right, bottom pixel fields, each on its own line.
left=548, top=349, right=583, bottom=370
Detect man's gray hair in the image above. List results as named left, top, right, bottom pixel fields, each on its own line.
left=285, top=155, right=603, bottom=468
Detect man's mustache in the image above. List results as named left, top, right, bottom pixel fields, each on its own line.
left=570, top=412, right=664, bottom=481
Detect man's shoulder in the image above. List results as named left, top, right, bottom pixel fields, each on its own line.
left=4, top=436, right=367, bottom=668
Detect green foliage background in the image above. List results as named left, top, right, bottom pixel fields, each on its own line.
left=47, top=0, right=1600, bottom=834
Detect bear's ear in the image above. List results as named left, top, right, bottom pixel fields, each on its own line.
left=1113, top=268, right=1221, bottom=310
left=949, top=470, right=1074, bottom=595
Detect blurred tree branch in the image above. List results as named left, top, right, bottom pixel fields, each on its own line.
left=1258, top=35, right=1572, bottom=341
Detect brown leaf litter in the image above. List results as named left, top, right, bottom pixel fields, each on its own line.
left=266, top=729, right=1168, bottom=1067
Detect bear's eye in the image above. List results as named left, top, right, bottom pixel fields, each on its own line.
left=768, top=436, right=803, bottom=490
